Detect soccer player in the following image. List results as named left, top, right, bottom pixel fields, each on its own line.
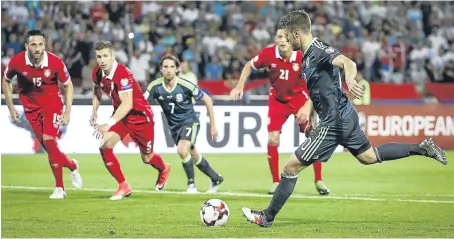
left=230, top=28, right=329, bottom=195
left=144, top=55, right=224, bottom=193
left=2, top=29, right=82, bottom=199
left=90, top=41, right=170, bottom=200
left=241, top=10, right=448, bottom=227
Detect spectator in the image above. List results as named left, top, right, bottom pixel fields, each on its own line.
left=205, top=56, right=223, bottom=80
left=4, top=34, right=22, bottom=54
left=179, top=61, right=198, bottom=85
left=129, top=48, right=150, bottom=89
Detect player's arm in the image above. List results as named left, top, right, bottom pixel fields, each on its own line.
left=90, top=68, right=103, bottom=127
left=110, top=90, right=133, bottom=123
left=2, top=61, right=19, bottom=122
left=56, top=60, right=74, bottom=125
left=92, top=85, right=102, bottom=112
left=231, top=49, right=268, bottom=100
left=331, top=54, right=363, bottom=100
left=107, top=72, right=135, bottom=126
left=200, top=93, right=218, bottom=141
left=192, top=85, right=218, bottom=140
left=331, top=54, right=357, bottom=84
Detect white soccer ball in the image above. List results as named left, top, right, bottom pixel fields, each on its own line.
left=200, top=199, right=230, bottom=226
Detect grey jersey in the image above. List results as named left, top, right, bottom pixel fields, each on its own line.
left=302, top=37, right=353, bottom=125
left=145, top=76, right=204, bottom=131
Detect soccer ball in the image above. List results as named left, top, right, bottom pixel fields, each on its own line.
left=200, top=199, right=230, bottom=226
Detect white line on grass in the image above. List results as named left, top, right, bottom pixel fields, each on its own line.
left=2, top=185, right=454, bottom=204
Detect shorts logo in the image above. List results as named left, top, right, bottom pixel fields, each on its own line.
left=176, top=93, right=183, bottom=102
left=300, top=138, right=312, bottom=151
left=292, top=63, right=299, bottom=71
left=325, top=47, right=334, bottom=54
left=44, top=69, right=51, bottom=77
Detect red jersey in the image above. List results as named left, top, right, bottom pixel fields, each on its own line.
left=92, top=61, right=153, bottom=123
left=250, top=45, right=308, bottom=102
left=3, top=51, right=69, bottom=111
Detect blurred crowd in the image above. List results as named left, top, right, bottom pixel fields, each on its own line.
left=2, top=1, right=454, bottom=96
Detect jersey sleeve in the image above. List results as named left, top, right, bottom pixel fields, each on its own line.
left=316, top=45, right=342, bottom=65
left=143, top=84, right=156, bottom=101
left=250, top=48, right=271, bottom=70
left=189, top=85, right=204, bottom=101
left=116, top=67, right=134, bottom=94
left=54, top=58, right=71, bottom=85
left=91, top=68, right=99, bottom=85
left=3, top=57, right=18, bottom=82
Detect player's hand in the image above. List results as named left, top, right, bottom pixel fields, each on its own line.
left=61, top=110, right=71, bottom=126
left=10, top=110, right=20, bottom=124
left=346, top=79, right=364, bottom=100
left=295, top=105, right=311, bottom=124
left=93, top=129, right=103, bottom=140
left=305, top=119, right=316, bottom=137
left=96, top=124, right=111, bottom=134
left=89, top=114, right=98, bottom=127
left=230, top=87, right=244, bottom=101
left=210, top=125, right=219, bottom=142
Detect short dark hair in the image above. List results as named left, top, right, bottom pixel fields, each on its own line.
left=25, top=29, right=45, bottom=43
left=160, top=54, right=180, bottom=68
left=279, top=10, right=312, bottom=34
left=94, top=40, right=114, bottom=51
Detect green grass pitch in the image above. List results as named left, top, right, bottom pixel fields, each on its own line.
left=2, top=152, right=454, bottom=238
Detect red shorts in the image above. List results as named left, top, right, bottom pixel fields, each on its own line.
left=109, top=119, right=155, bottom=154
left=268, top=94, right=309, bottom=133
left=25, top=107, right=63, bottom=140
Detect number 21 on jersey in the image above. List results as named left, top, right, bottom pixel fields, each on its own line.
left=279, top=69, right=289, bottom=80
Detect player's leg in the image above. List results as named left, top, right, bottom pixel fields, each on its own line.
left=267, top=96, right=289, bottom=194
left=129, top=120, right=170, bottom=191
left=100, top=124, right=131, bottom=200
left=25, top=111, right=66, bottom=198
left=242, top=125, right=340, bottom=227
left=176, top=135, right=197, bottom=193
left=180, top=122, right=223, bottom=193
left=39, top=110, right=81, bottom=198
left=297, top=121, right=329, bottom=195
left=343, top=111, right=447, bottom=166
left=191, top=146, right=224, bottom=193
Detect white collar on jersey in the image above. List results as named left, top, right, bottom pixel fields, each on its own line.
left=25, top=50, right=48, bottom=68
left=275, top=45, right=297, bottom=62
left=102, top=60, right=119, bottom=80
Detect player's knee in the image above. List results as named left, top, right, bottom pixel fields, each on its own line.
left=268, top=133, right=279, bottom=146
left=358, top=155, right=377, bottom=165
left=141, top=153, right=154, bottom=164
left=356, top=148, right=378, bottom=165
left=177, top=147, right=190, bottom=159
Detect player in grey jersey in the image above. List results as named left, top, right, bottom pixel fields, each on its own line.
left=144, top=55, right=224, bottom=193
left=242, top=10, right=448, bottom=227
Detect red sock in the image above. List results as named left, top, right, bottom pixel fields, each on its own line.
left=42, top=139, right=64, bottom=188
left=60, top=151, right=76, bottom=171
left=313, top=161, right=323, bottom=182
left=267, top=144, right=280, bottom=183
left=146, top=153, right=166, bottom=172
left=99, top=148, right=126, bottom=184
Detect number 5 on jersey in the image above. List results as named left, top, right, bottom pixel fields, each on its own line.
left=279, top=69, right=289, bottom=80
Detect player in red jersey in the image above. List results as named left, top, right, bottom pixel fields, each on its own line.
left=2, top=30, right=82, bottom=199
left=90, top=41, right=170, bottom=200
left=230, top=28, right=330, bottom=195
